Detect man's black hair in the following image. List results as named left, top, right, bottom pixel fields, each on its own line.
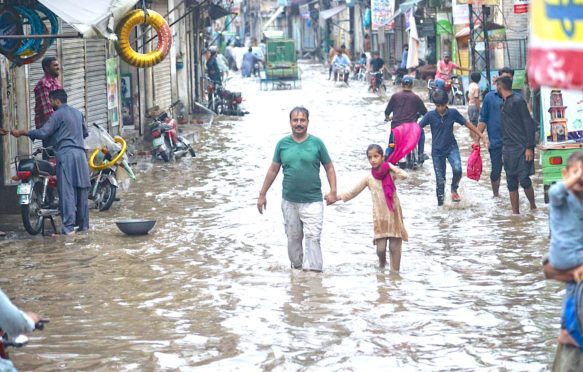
left=567, top=151, right=583, bottom=168
left=470, top=72, right=481, bottom=83
left=41, top=56, right=57, bottom=72
left=49, top=89, right=67, bottom=104
left=289, top=106, right=309, bottom=120
left=498, top=67, right=514, bottom=77
left=496, top=76, right=513, bottom=91
left=432, top=89, right=449, bottom=105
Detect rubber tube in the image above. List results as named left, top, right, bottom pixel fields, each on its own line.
left=115, top=9, right=172, bottom=68
left=89, top=136, right=127, bottom=171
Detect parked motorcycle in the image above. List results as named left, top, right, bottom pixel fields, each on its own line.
left=149, top=101, right=196, bottom=162
left=427, top=75, right=465, bottom=106
left=86, top=124, right=135, bottom=211
left=1, top=319, right=48, bottom=364
left=368, top=71, right=386, bottom=95
left=15, top=147, right=59, bottom=235
left=207, top=78, right=244, bottom=116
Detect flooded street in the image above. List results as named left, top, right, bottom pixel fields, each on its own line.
left=1, top=61, right=560, bottom=371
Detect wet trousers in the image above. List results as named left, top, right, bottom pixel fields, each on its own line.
left=57, top=170, right=89, bottom=235
left=281, top=199, right=324, bottom=271
left=432, top=146, right=462, bottom=205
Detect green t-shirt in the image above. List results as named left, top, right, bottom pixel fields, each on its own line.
left=273, top=135, right=332, bottom=203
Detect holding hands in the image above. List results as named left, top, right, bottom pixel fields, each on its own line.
left=0, top=128, right=8, bottom=136
left=325, top=191, right=338, bottom=205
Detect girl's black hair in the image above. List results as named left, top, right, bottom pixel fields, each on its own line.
left=366, top=144, right=384, bottom=156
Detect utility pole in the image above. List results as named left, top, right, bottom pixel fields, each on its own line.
left=468, top=2, right=491, bottom=90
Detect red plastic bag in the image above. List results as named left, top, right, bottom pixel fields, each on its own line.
left=467, top=144, right=483, bottom=181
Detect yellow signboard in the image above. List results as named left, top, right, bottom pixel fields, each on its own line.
left=531, top=0, right=583, bottom=41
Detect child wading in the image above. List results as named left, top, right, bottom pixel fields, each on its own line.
left=546, top=151, right=583, bottom=347
left=419, top=89, right=489, bottom=206
left=332, top=144, right=408, bottom=271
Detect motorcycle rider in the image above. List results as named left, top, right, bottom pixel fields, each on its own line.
left=369, top=51, right=385, bottom=89
left=331, top=49, right=352, bottom=84
left=384, top=76, right=428, bottom=164
left=435, top=51, right=469, bottom=90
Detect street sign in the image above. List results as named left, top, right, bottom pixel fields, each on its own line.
left=528, top=0, right=583, bottom=89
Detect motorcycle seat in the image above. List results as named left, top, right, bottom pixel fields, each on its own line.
left=37, top=160, right=56, bottom=176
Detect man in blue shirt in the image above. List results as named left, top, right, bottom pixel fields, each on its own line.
left=12, top=89, right=90, bottom=235
left=419, top=90, right=488, bottom=206
left=331, top=50, right=351, bottom=84
left=477, top=67, right=515, bottom=197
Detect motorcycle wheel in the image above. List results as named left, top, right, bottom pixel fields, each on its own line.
left=21, top=180, right=44, bottom=235
left=164, top=136, right=174, bottom=162
left=189, top=146, right=196, bottom=157
left=377, top=84, right=386, bottom=97
left=94, top=177, right=117, bottom=211
left=454, top=93, right=465, bottom=106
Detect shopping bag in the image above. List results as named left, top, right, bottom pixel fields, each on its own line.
left=467, top=144, right=482, bottom=181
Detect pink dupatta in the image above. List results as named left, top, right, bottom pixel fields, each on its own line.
left=371, top=162, right=396, bottom=212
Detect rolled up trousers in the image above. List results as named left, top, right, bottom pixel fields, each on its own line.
left=281, top=199, right=324, bottom=271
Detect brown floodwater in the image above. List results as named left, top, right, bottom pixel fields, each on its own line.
left=1, top=61, right=559, bottom=371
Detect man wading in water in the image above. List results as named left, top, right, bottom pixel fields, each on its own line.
left=257, top=107, right=337, bottom=272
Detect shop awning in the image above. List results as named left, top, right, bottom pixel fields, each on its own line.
left=263, top=6, right=284, bottom=32
left=38, top=0, right=140, bottom=39
left=319, top=4, right=347, bottom=20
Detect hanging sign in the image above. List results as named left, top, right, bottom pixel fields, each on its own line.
left=527, top=0, right=583, bottom=89
left=514, top=0, right=529, bottom=13
left=371, top=0, right=395, bottom=31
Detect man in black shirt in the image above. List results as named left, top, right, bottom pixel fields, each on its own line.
left=384, top=77, right=428, bottom=162
left=369, top=51, right=385, bottom=89
left=496, top=76, right=537, bottom=214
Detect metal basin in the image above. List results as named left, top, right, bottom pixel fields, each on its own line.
left=115, top=219, right=156, bottom=235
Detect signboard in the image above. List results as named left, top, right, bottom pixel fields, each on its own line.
left=455, top=0, right=499, bottom=5
left=528, top=0, right=583, bottom=90
left=453, top=0, right=469, bottom=25
left=513, top=0, right=529, bottom=13
left=371, top=0, right=395, bottom=30
left=540, top=86, right=583, bottom=143
left=106, top=58, right=120, bottom=128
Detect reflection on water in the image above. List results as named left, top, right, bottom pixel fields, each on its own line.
left=1, top=62, right=557, bottom=370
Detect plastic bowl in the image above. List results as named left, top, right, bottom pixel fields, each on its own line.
left=115, top=219, right=156, bottom=235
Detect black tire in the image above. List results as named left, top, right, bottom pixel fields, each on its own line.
left=544, top=185, right=550, bottom=204
left=160, top=149, right=170, bottom=163
left=164, top=136, right=174, bottom=162
left=378, top=84, right=386, bottom=96
left=448, top=90, right=454, bottom=105
left=189, top=147, right=196, bottom=157
left=94, top=177, right=117, bottom=211
left=21, top=180, right=44, bottom=235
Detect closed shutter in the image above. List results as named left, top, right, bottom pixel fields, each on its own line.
left=152, top=2, right=172, bottom=110
left=60, top=24, right=86, bottom=115
left=85, top=40, right=108, bottom=127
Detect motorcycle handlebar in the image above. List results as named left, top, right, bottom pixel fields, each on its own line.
left=1, top=319, right=49, bottom=348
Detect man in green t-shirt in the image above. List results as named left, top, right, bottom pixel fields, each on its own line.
left=257, top=107, right=337, bottom=272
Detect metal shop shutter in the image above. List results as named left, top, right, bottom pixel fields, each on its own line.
left=60, top=24, right=86, bottom=115
left=85, top=40, right=108, bottom=128
left=152, top=2, right=172, bottom=111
